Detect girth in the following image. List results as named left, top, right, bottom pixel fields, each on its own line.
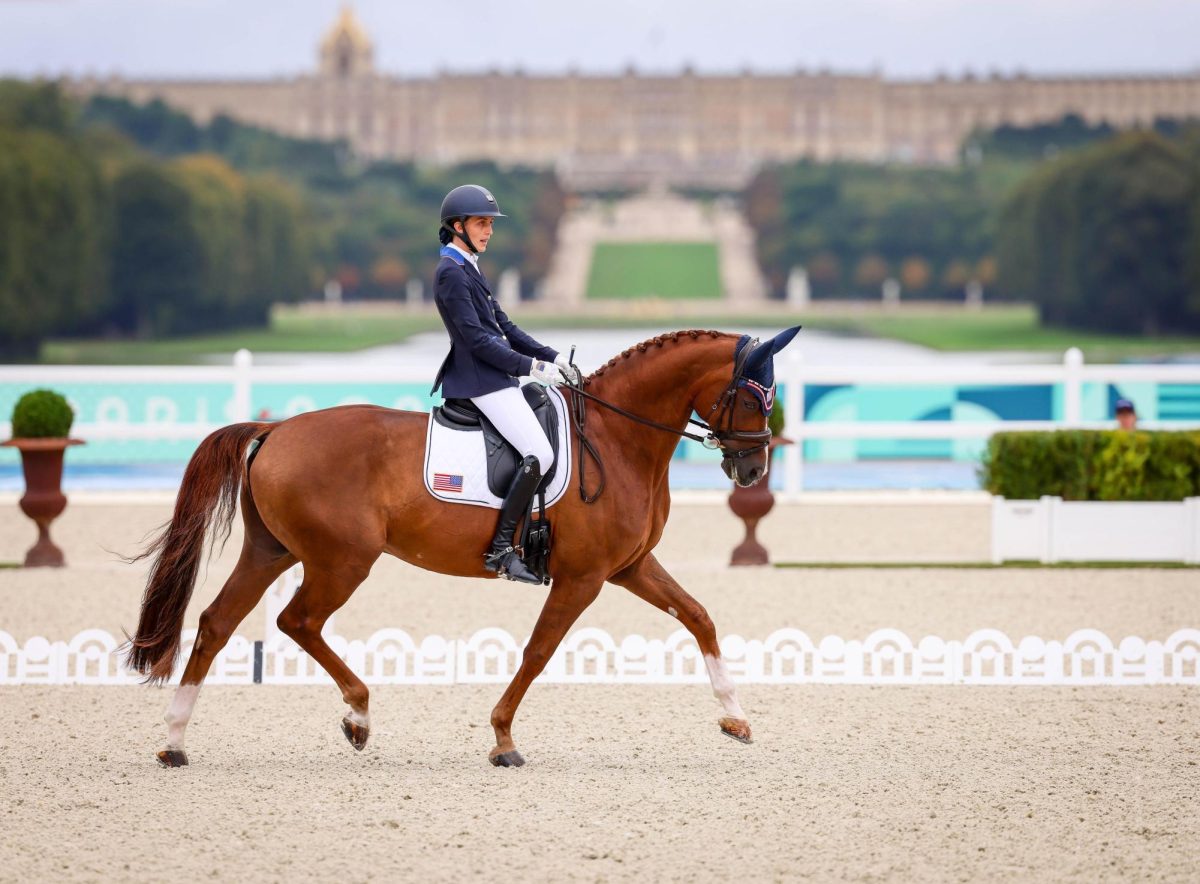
left=431, top=383, right=559, bottom=498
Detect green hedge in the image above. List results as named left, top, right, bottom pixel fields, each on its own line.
left=981, top=430, right=1200, bottom=501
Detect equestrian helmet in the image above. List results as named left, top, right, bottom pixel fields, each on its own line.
left=439, top=185, right=505, bottom=222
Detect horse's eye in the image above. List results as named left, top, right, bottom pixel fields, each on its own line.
left=743, top=399, right=756, bottom=410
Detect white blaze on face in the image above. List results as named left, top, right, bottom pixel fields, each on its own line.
left=164, top=683, right=201, bottom=750
left=703, top=654, right=746, bottom=721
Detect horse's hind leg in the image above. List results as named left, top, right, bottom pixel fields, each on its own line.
left=158, top=542, right=295, bottom=767
left=275, top=561, right=374, bottom=751
left=612, top=553, right=752, bottom=744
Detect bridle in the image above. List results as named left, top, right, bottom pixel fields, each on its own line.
left=565, top=337, right=774, bottom=503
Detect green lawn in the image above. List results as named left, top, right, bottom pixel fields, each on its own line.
left=35, top=301, right=1200, bottom=365
left=41, top=312, right=449, bottom=364
left=586, top=242, right=722, bottom=299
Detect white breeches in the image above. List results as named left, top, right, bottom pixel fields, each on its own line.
left=470, top=385, right=554, bottom=474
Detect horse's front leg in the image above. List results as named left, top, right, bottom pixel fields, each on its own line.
left=488, top=577, right=603, bottom=767
left=612, top=553, right=752, bottom=743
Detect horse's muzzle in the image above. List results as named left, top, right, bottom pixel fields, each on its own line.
left=724, top=458, right=765, bottom=487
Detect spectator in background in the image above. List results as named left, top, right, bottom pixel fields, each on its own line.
left=1115, top=398, right=1137, bottom=431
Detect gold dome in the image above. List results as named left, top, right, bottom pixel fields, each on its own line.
left=320, top=5, right=373, bottom=53
left=318, top=4, right=375, bottom=77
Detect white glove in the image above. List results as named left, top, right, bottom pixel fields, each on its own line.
left=554, top=353, right=581, bottom=384
left=530, top=359, right=564, bottom=386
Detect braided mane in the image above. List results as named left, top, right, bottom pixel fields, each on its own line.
left=583, top=329, right=730, bottom=386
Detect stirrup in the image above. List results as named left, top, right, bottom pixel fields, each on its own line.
left=485, top=549, right=542, bottom=585
left=483, top=545, right=516, bottom=573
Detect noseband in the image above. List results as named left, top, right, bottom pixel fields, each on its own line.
left=566, top=339, right=774, bottom=502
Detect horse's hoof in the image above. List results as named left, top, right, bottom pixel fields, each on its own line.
left=719, top=717, right=753, bottom=744
left=156, top=748, right=189, bottom=768
left=341, top=716, right=370, bottom=752
left=489, top=749, right=525, bottom=768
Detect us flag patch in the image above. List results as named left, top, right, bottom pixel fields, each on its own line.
left=432, top=473, right=463, bottom=493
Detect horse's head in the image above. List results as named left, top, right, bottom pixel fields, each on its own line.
left=696, top=327, right=801, bottom=487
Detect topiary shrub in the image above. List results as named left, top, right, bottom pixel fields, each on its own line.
left=982, top=429, right=1200, bottom=501
left=10, top=389, right=75, bottom=438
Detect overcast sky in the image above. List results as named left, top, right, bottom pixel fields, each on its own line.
left=1, top=0, right=1197, bottom=80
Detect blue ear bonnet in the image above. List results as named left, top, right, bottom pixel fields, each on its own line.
left=733, top=326, right=802, bottom=413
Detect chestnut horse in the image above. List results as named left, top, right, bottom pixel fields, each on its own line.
left=127, top=328, right=799, bottom=768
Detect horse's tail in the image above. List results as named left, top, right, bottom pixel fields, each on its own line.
left=125, top=421, right=272, bottom=683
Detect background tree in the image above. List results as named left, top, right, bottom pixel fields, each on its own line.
left=369, top=255, right=410, bottom=298
left=0, top=127, right=108, bottom=358
left=997, top=132, right=1200, bottom=334
left=241, top=175, right=311, bottom=322
left=108, top=163, right=202, bottom=337
left=853, top=254, right=889, bottom=295
left=172, top=154, right=248, bottom=331
left=940, top=259, right=972, bottom=296
left=900, top=256, right=933, bottom=294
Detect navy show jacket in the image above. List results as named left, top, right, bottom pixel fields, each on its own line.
left=430, top=246, right=558, bottom=398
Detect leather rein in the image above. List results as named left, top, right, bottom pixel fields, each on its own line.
left=563, top=341, right=773, bottom=504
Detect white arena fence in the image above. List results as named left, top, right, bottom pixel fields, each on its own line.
left=3, top=348, right=1200, bottom=493
left=4, top=568, right=1194, bottom=687
left=3, top=626, right=1197, bottom=687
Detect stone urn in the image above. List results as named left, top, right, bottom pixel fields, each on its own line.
left=728, top=437, right=792, bottom=566
left=2, top=437, right=84, bottom=567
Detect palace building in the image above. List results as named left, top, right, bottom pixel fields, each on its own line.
left=69, top=6, right=1200, bottom=189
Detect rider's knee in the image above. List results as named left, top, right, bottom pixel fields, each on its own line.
left=525, top=441, right=553, bottom=475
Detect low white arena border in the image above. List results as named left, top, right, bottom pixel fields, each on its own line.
left=1, top=626, right=1198, bottom=687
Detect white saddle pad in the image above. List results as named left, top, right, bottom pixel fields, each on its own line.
left=423, top=386, right=572, bottom=509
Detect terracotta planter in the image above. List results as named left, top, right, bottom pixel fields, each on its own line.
left=728, top=437, right=791, bottom=566
left=2, top=438, right=84, bottom=567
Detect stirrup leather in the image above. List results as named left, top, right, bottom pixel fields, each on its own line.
left=484, top=454, right=543, bottom=584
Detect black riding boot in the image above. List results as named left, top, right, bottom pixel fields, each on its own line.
left=483, top=455, right=543, bottom=585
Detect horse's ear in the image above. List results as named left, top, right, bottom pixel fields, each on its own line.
left=767, top=325, right=802, bottom=355
left=743, top=326, right=802, bottom=374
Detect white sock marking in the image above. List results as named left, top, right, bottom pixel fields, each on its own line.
left=704, top=654, right=746, bottom=721
left=164, top=683, right=201, bottom=750
left=346, top=707, right=370, bottom=729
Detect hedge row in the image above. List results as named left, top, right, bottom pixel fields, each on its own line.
left=980, top=430, right=1200, bottom=501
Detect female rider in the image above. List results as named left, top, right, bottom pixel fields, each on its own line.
left=429, top=184, right=579, bottom=584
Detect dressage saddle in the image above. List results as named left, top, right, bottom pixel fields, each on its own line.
left=432, top=382, right=559, bottom=497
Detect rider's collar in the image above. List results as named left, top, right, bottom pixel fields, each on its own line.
left=441, top=243, right=478, bottom=269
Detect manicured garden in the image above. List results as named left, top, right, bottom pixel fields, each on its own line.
left=585, top=242, right=722, bottom=299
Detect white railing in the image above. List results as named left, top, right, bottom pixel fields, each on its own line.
left=5, top=347, right=1200, bottom=492
left=2, top=624, right=1198, bottom=686
left=4, top=567, right=1195, bottom=686
left=778, top=347, right=1200, bottom=493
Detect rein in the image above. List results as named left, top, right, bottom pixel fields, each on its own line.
left=563, top=340, right=773, bottom=504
